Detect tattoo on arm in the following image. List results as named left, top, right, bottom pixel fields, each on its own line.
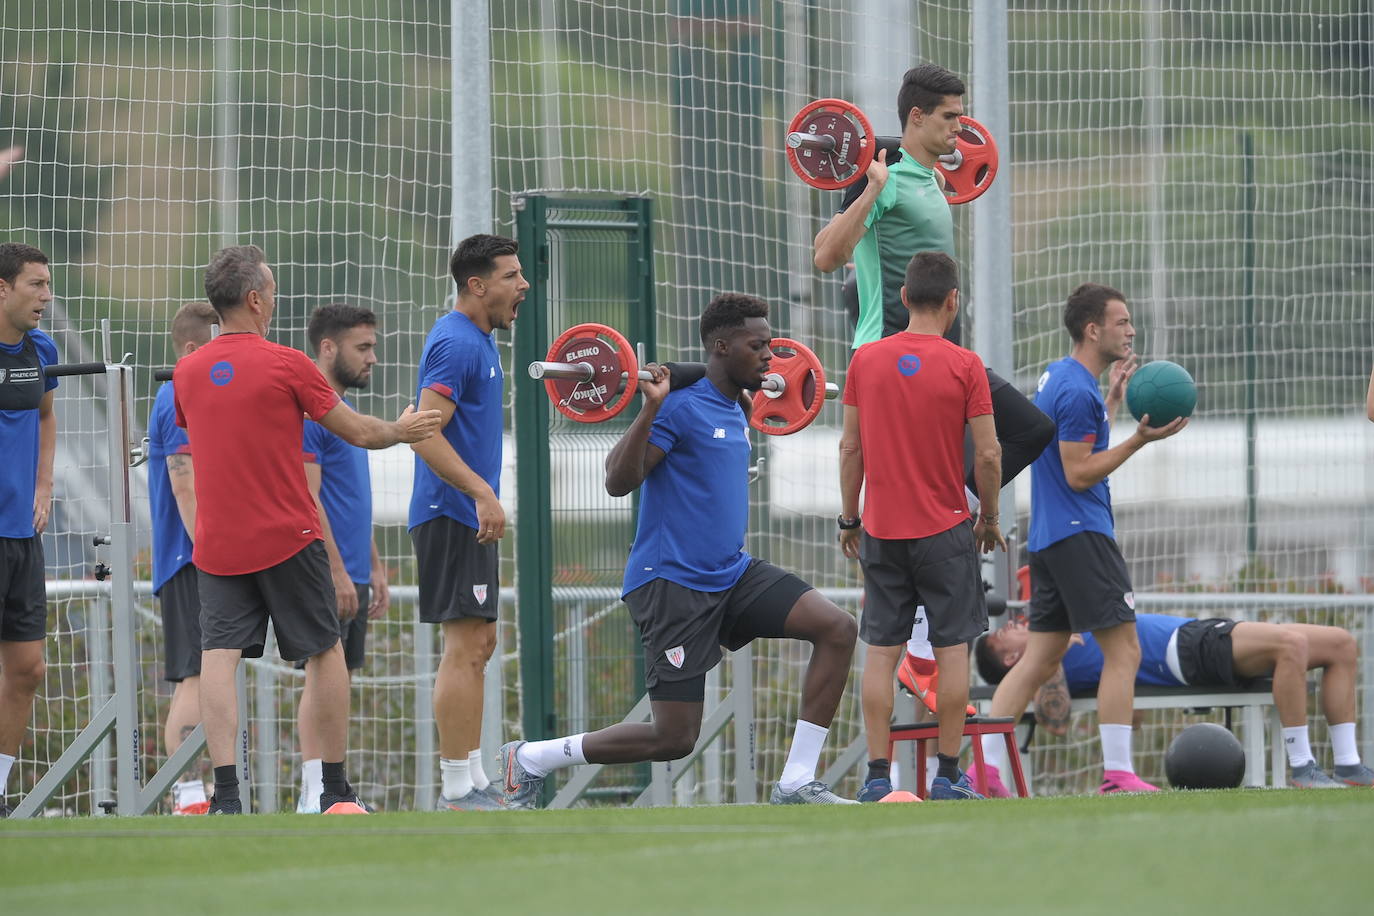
left=167, top=454, right=193, bottom=477
left=1034, top=667, right=1072, bottom=735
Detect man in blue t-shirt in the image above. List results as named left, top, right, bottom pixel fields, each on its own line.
left=976, top=612, right=1374, bottom=788
left=293, top=303, right=392, bottom=813
left=496, top=294, right=859, bottom=808
left=409, top=234, right=525, bottom=811
left=0, top=243, right=58, bottom=817
left=146, top=301, right=219, bottom=814
left=975, top=283, right=1186, bottom=798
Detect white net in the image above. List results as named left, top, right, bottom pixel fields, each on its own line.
left=3, top=1, right=1370, bottom=811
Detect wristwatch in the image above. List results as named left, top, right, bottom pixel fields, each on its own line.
left=836, top=514, right=862, bottom=530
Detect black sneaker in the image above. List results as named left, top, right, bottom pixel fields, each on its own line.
left=207, top=795, right=243, bottom=815
left=319, top=788, right=372, bottom=814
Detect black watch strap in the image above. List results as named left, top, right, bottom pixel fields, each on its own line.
left=837, top=514, right=862, bottom=530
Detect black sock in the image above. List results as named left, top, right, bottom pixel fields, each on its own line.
left=213, top=764, right=240, bottom=802
left=322, top=761, right=349, bottom=798
left=866, top=758, right=891, bottom=783
left=937, top=753, right=960, bottom=782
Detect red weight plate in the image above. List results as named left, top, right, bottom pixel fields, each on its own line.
left=937, top=115, right=1000, bottom=205
left=750, top=338, right=826, bottom=436
left=785, top=98, right=876, bottom=191
left=543, top=323, right=639, bottom=423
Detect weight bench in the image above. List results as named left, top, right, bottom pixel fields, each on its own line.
left=887, top=716, right=1029, bottom=799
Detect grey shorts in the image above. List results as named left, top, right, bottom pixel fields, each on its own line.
left=412, top=516, right=499, bottom=623
left=0, top=534, right=46, bottom=643
left=623, top=558, right=812, bottom=702
left=198, top=541, right=340, bottom=662
left=1028, top=531, right=1136, bottom=633
left=858, top=521, right=987, bottom=648
left=158, top=563, right=203, bottom=682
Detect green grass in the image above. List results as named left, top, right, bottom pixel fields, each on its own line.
left=3, top=790, right=1371, bottom=914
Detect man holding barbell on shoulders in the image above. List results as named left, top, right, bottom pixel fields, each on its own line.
left=814, top=64, right=1055, bottom=714
left=498, top=293, right=859, bottom=808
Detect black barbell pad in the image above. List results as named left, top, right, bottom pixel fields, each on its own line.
left=43, top=362, right=108, bottom=378
left=664, top=362, right=706, bottom=391
left=153, top=368, right=174, bottom=381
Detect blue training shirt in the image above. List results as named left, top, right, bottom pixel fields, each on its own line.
left=408, top=311, right=504, bottom=531
left=1028, top=356, right=1115, bottom=552
left=0, top=329, right=59, bottom=539
left=1062, top=613, right=1190, bottom=690
left=623, top=377, right=753, bottom=597
left=304, top=399, right=372, bottom=584
left=146, top=380, right=194, bottom=593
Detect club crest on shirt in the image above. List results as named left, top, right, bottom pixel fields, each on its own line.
left=473, top=584, right=488, bottom=604
left=665, top=645, right=686, bottom=669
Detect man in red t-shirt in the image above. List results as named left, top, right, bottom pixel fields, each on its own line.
left=838, top=250, right=1004, bottom=801
left=174, top=245, right=441, bottom=814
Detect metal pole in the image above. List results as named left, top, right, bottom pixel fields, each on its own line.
left=252, top=632, right=278, bottom=813
left=413, top=606, right=436, bottom=810
left=783, top=0, right=813, bottom=341
left=538, top=0, right=564, bottom=191
left=1143, top=0, right=1170, bottom=359
left=235, top=662, right=251, bottom=811
left=215, top=0, right=238, bottom=246
left=731, top=645, right=756, bottom=804
left=106, top=364, right=143, bottom=815
left=1241, top=133, right=1259, bottom=563
left=87, top=594, right=114, bottom=813
left=567, top=602, right=587, bottom=734
left=452, top=0, right=493, bottom=243
left=971, top=0, right=1015, bottom=591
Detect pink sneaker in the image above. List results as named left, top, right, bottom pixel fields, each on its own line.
left=969, top=762, right=1013, bottom=798
left=1098, top=770, right=1160, bottom=794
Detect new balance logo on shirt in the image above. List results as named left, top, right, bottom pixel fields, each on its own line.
left=712, top=427, right=726, bottom=439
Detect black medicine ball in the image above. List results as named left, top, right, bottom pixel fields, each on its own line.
left=1165, top=722, right=1247, bottom=790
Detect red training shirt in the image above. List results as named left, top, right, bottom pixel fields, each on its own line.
left=843, top=331, right=993, bottom=539
left=174, top=333, right=340, bottom=575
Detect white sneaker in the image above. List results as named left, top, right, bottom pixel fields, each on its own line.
left=296, top=791, right=322, bottom=814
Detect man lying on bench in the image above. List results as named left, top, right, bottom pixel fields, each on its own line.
left=970, top=613, right=1373, bottom=794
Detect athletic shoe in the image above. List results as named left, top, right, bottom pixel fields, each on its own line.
left=435, top=788, right=506, bottom=811
left=1333, top=763, right=1374, bottom=787
left=207, top=795, right=243, bottom=815
left=1098, top=770, right=1160, bottom=794
left=856, top=777, right=893, bottom=802
left=480, top=783, right=505, bottom=804
left=319, top=788, right=373, bottom=814
left=498, top=740, right=545, bottom=810
left=294, top=794, right=321, bottom=815
left=896, top=654, right=978, bottom=716
left=1289, top=761, right=1346, bottom=789
left=929, top=772, right=984, bottom=800
left=769, top=780, right=859, bottom=805
left=968, top=763, right=1013, bottom=799
left=173, top=800, right=211, bottom=815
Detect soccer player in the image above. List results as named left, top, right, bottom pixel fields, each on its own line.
left=814, top=64, right=1055, bottom=711
left=410, top=234, right=525, bottom=811
left=146, top=301, right=219, bottom=814
left=976, top=613, right=1374, bottom=790
left=497, top=294, right=859, bottom=808
left=294, top=303, right=392, bottom=813
left=0, top=243, right=56, bottom=818
left=839, top=252, right=1003, bottom=801
left=972, top=283, right=1186, bottom=796
left=174, top=245, right=441, bottom=814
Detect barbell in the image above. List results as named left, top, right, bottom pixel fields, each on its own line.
left=529, top=322, right=837, bottom=436
left=785, top=97, right=999, bottom=204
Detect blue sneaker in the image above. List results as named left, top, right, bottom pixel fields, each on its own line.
left=929, top=771, right=984, bottom=800
left=498, top=741, right=545, bottom=809
left=857, top=777, right=893, bottom=802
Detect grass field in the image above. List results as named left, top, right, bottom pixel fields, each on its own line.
left=3, top=790, right=1371, bottom=914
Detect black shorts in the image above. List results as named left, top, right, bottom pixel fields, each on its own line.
left=158, top=563, right=203, bottom=682
left=623, top=558, right=812, bottom=702
left=0, top=534, right=47, bottom=643
left=858, top=521, right=987, bottom=648
left=412, top=516, right=499, bottom=623
left=294, top=583, right=370, bottom=671
left=1028, top=531, right=1136, bottom=633
left=198, top=541, right=340, bottom=662
left=1176, top=618, right=1245, bottom=687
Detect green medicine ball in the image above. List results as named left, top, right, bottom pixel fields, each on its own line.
left=1126, top=359, right=1197, bottom=426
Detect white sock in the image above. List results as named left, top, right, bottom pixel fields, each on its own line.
left=981, top=733, right=1007, bottom=772
left=467, top=749, right=491, bottom=792
left=0, top=752, right=14, bottom=794
left=173, top=778, right=206, bottom=807
left=1283, top=725, right=1315, bottom=767
left=1330, top=722, right=1360, bottom=767
left=1100, top=724, right=1134, bottom=773
left=906, top=607, right=935, bottom=660
left=890, top=758, right=902, bottom=789
left=516, top=734, right=587, bottom=779
left=440, top=757, right=474, bottom=799
left=778, top=720, right=829, bottom=792
left=924, top=756, right=938, bottom=790
left=301, top=757, right=323, bottom=796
